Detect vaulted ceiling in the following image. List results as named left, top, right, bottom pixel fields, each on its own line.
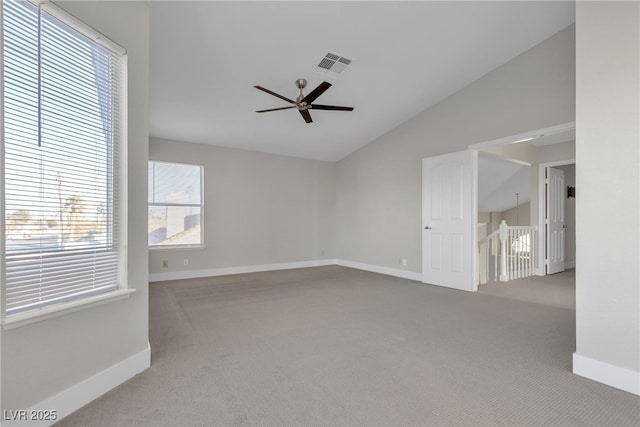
left=478, top=154, right=531, bottom=213
left=150, top=1, right=575, bottom=161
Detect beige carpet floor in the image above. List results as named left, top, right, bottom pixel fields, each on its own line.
left=57, top=266, right=639, bottom=426
left=478, top=268, right=576, bottom=310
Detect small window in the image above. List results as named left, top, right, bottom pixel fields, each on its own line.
left=148, top=161, right=203, bottom=248
left=2, top=0, right=127, bottom=317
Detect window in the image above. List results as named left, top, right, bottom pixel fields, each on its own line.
left=148, top=161, right=203, bottom=247
left=2, top=0, right=127, bottom=319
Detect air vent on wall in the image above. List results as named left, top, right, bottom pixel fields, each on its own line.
left=317, top=52, right=352, bottom=74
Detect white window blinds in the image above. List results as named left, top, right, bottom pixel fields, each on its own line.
left=2, top=0, right=126, bottom=316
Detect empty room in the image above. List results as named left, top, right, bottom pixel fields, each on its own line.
left=0, top=1, right=638, bottom=426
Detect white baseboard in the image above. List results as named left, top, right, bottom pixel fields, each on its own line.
left=573, top=352, right=640, bottom=395
left=14, top=343, right=152, bottom=426
left=149, top=259, right=337, bottom=282
left=336, top=259, right=421, bottom=281
left=150, top=259, right=421, bottom=283
left=536, top=264, right=575, bottom=276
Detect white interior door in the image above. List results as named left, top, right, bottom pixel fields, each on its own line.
left=546, top=167, right=566, bottom=274
left=422, top=150, right=477, bottom=291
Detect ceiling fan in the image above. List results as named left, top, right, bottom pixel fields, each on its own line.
left=254, top=79, right=353, bottom=124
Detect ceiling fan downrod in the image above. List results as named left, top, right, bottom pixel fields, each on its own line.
left=295, top=79, right=308, bottom=108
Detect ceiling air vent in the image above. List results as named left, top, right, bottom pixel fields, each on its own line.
left=317, top=52, right=352, bottom=74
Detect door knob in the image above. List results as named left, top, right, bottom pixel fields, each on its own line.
left=424, top=226, right=432, bottom=230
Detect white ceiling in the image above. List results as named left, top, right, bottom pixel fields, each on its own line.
left=150, top=1, right=575, bottom=162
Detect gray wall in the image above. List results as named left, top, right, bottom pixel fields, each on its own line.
left=479, top=201, right=531, bottom=232
left=478, top=212, right=491, bottom=227
left=502, top=201, right=531, bottom=227
left=149, top=138, right=336, bottom=275
left=336, top=25, right=575, bottom=273
left=1, top=1, right=150, bottom=410
left=576, top=1, right=639, bottom=373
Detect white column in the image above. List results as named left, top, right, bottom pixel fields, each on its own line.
left=499, top=220, right=508, bottom=281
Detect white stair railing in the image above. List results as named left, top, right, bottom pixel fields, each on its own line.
left=477, top=228, right=499, bottom=285
left=478, top=220, right=538, bottom=284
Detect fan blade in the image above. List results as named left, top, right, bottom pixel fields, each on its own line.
left=310, top=104, right=354, bottom=111
left=254, top=85, right=296, bottom=104
left=301, top=81, right=332, bottom=104
left=256, top=106, right=296, bottom=113
left=299, top=109, right=313, bottom=123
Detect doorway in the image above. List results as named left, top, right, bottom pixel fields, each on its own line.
left=468, top=121, right=576, bottom=281
left=421, top=122, right=575, bottom=291
left=538, top=161, right=576, bottom=275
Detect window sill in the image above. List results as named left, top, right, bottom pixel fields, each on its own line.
left=1, top=288, right=136, bottom=330
left=149, top=245, right=206, bottom=251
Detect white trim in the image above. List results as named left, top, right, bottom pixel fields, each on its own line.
left=149, top=259, right=337, bottom=282
left=117, top=51, right=129, bottom=291
left=16, top=343, right=151, bottom=426
left=471, top=150, right=479, bottom=292
left=467, top=121, right=575, bottom=150
left=573, top=352, right=640, bottom=395
left=149, top=244, right=206, bottom=251
left=336, top=259, right=421, bottom=281
left=1, top=288, right=136, bottom=330
left=565, top=260, right=576, bottom=269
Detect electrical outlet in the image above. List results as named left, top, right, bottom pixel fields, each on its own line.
left=321, top=249, right=325, bottom=257
left=162, top=260, right=168, bottom=269
left=183, top=259, right=189, bottom=266
left=401, top=258, right=407, bottom=266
